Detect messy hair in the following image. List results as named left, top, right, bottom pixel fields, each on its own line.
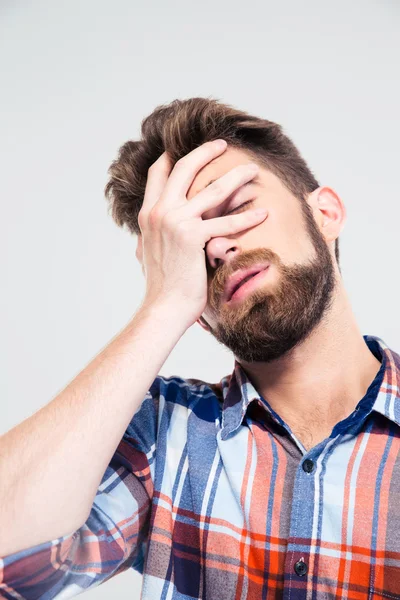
left=105, top=97, right=339, bottom=266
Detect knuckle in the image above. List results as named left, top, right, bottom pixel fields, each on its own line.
left=148, top=207, right=163, bottom=228
left=137, top=217, right=145, bottom=234
left=173, top=157, right=187, bottom=172
left=163, top=211, right=186, bottom=235
left=138, top=208, right=151, bottom=232
left=208, top=180, right=223, bottom=197
left=147, top=160, right=159, bottom=175
left=160, top=210, right=181, bottom=234
left=238, top=164, right=252, bottom=177
left=148, top=152, right=170, bottom=173
left=226, top=215, right=238, bottom=228
left=228, top=165, right=250, bottom=182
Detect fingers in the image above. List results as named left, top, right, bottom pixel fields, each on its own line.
left=140, top=152, right=174, bottom=224
left=143, top=151, right=174, bottom=204
left=139, top=140, right=227, bottom=232
left=184, top=163, right=259, bottom=218
left=160, top=140, right=228, bottom=210
left=203, top=208, right=268, bottom=242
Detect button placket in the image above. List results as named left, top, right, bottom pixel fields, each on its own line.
left=294, top=558, right=308, bottom=577
left=302, top=458, right=314, bottom=473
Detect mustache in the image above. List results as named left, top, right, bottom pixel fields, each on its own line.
left=209, top=248, right=278, bottom=307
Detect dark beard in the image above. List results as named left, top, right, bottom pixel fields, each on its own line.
left=206, top=217, right=337, bottom=364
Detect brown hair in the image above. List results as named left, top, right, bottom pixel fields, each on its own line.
left=105, top=97, right=340, bottom=266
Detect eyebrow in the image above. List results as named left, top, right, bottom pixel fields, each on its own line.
left=205, top=175, right=261, bottom=188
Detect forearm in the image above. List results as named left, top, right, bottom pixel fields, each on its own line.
left=0, top=300, right=186, bottom=556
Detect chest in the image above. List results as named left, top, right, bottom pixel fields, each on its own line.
left=147, top=412, right=400, bottom=599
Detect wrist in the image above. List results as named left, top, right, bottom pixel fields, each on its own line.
left=136, top=296, right=196, bottom=332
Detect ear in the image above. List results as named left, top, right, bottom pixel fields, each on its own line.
left=196, top=315, right=211, bottom=333
left=307, top=186, right=347, bottom=243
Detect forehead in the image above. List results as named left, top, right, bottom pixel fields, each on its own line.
left=187, top=146, right=260, bottom=201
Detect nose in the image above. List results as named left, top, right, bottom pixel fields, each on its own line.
left=205, top=236, right=242, bottom=269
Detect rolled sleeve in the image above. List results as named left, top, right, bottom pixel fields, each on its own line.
left=0, top=387, right=159, bottom=599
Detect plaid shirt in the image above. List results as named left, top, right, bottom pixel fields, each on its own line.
left=2, top=334, right=400, bottom=599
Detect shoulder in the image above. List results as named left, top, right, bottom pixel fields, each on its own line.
left=149, top=374, right=225, bottom=408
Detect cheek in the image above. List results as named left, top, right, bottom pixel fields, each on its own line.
left=285, top=214, right=302, bottom=241
left=252, top=213, right=305, bottom=261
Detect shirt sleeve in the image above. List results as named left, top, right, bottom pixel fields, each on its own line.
left=0, top=380, right=160, bottom=599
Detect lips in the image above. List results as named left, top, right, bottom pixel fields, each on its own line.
left=224, top=264, right=270, bottom=302
left=231, top=273, right=259, bottom=296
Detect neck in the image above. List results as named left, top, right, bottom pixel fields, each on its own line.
left=239, top=281, right=382, bottom=450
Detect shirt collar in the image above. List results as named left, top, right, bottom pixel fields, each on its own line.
left=220, top=335, right=400, bottom=441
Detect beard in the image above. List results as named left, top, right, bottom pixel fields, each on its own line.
left=205, top=210, right=337, bottom=364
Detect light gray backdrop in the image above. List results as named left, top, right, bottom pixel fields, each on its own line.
left=1, top=0, right=399, bottom=597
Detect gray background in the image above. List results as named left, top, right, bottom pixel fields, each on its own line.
left=1, top=0, right=399, bottom=597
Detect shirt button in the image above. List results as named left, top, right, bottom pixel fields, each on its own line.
left=294, top=559, right=308, bottom=577
left=302, top=459, right=314, bottom=473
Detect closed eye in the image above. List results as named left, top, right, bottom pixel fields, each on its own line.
left=224, top=199, right=254, bottom=216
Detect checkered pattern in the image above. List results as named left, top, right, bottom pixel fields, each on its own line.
left=2, top=335, right=400, bottom=599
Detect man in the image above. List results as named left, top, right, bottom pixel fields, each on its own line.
left=0, top=97, right=396, bottom=599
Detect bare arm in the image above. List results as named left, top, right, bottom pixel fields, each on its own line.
left=0, top=300, right=186, bottom=556
left=0, top=139, right=264, bottom=560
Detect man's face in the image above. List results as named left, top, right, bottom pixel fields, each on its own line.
left=186, top=146, right=339, bottom=365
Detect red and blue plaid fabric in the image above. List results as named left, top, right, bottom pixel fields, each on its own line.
left=2, top=334, right=400, bottom=599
